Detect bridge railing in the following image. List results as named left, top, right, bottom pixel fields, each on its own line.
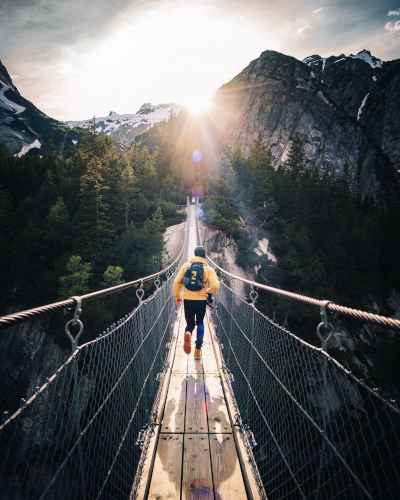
left=213, top=280, right=400, bottom=499
left=0, top=224, right=186, bottom=500
left=195, top=219, right=400, bottom=499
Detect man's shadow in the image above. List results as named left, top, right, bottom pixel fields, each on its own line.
left=158, top=359, right=238, bottom=499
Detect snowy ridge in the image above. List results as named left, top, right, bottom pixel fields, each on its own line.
left=67, top=103, right=181, bottom=136
left=350, top=50, right=383, bottom=69
left=0, top=79, right=25, bottom=115
left=303, top=55, right=321, bottom=66
left=303, top=50, right=383, bottom=71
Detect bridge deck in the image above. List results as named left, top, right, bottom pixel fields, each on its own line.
left=134, top=307, right=253, bottom=499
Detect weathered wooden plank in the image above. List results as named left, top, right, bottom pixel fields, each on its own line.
left=209, top=434, right=247, bottom=499
left=202, top=323, right=212, bottom=344
left=172, top=348, right=188, bottom=373
left=185, top=374, right=208, bottom=433
left=161, top=374, right=187, bottom=433
left=133, top=310, right=182, bottom=499
left=182, top=434, right=214, bottom=499
left=205, top=314, right=266, bottom=499
left=204, top=375, right=232, bottom=433
left=147, top=434, right=183, bottom=500
left=201, top=344, right=219, bottom=373
left=187, top=352, right=204, bottom=374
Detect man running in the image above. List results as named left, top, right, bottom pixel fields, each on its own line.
left=173, top=246, right=220, bottom=360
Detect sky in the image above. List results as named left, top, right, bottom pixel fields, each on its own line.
left=1, top=0, right=399, bottom=121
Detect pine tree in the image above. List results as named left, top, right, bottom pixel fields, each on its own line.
left=47, top=196, right=70, bottom=245
left=284, top=135, right=306, bottom=175
left=77, top=156, right=103, bottom=261
left=120, top=162, right=135, bottom=230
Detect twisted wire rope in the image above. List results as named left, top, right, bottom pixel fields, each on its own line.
left=0, top=219, right=187, bottom=500
left=212, top=279, right=400, bottom=499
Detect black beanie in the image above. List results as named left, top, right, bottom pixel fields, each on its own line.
left=194, top=246, right=206, bottom=258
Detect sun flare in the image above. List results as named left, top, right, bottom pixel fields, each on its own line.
left=181, top=95, right=213, bottom=116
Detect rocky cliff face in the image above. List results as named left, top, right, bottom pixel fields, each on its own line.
left=213, top=50, right=399, bottom=198
left=0, top=59, right=81, bottom=157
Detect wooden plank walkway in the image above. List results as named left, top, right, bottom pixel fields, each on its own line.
left=136, top=307, right=251, bottom=499
left=133, top=203, right=265, bottom=499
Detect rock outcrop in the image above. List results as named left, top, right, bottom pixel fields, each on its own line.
left=213, top=50, right=400, bottom=198
left=0, top=59, right=81, bottom=157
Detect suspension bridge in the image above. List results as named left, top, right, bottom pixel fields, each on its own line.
left=0, top=202, right=400, bottom=499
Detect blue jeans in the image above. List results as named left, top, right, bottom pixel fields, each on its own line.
left=183, top=300, right=206, bottom=349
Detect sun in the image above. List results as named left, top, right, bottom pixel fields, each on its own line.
left=181, top=95, right=213, bottom=116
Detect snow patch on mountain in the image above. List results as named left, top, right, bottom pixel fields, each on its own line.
left=357, top=93, right=370, bottom=121
left=15, top=139, right=41, bottom=158
left=303, top=55, right=321, bottom=66
left=350, top=50, right=383, bottom=69
left=317, top=90, right=331, bottom=106
left=303, top=50, right=383, bottom=71
left=255, top=238, right=277, bottom=264
left=67, top=103, right=180, bottom=139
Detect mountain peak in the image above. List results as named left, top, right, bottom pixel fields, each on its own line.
left=350, top=49, right=383, bottom=68
left=137, top=103, right=156, bottom=115
left=67, top=103, right=180, bottom=149
left=303, top=50, right=383, bottom=70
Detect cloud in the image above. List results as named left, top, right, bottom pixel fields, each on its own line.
left=388, top=8, right=400, bottom=16
left=385, top=20, right=400, bottom=32
left=2, top=0, right=399, bottom=119
left=0, top=0, right=152, bottom=61
left=297, top=24, right=311, bottom=34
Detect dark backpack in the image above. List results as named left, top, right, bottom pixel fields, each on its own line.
left=183, top=262, right=204, bottom=291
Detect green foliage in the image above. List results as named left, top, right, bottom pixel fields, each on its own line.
left=0, top=131, right=186, bottom=312
left=47, top=196, right=70, bottom=244
left=103, top=266, right=124, bottom=287
left=58, top=255, right=92, bottom=298
left=203, top=179, right=241, bottom=238
left=205, top=137, right=400, bottom=344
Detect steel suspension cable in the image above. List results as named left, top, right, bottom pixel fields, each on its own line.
left=0, top=213, right=189, bottom=499
left=0, top=231, right=185, bottom=329
left=197, top=221, right=400, bottom=329
left=212, top=278, right=400, bottom=499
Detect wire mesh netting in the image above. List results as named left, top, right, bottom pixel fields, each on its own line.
left=0, top=277, right=176, bottom=500
left=213, top=281, right=400, bottom=500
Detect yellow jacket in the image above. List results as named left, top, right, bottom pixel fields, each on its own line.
left=173, top=256, right=220, bottom=301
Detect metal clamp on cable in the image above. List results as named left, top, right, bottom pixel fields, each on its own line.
left=65, top=296, right=84, bottom=351
left=136, top=281, right=145, bottom=303
left=316, top=300, right=334, bottom=350
left=249, top=286, right=259, bottom=305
